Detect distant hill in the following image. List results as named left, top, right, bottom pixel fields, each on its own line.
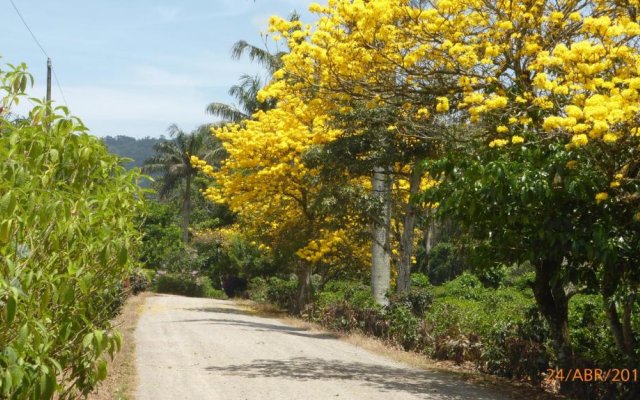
left=102, top=135, right=165, bottom=189
left=102, top=135, right=164, bottom=170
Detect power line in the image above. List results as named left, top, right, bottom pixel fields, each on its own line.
left=8, top=0, right=69, bottom=107
left=52, top=68, right=69, bottom=107
left=8, top=0, right=49, bottom=58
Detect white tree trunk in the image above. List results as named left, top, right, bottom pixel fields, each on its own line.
left=371, top=166, right=392, bottom=305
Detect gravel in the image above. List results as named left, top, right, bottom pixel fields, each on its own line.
left=135, top=295, right=509, bottom=400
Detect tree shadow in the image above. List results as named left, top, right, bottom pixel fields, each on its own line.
left=172, top=317, right=340, bottom=340
left=206, top=357, right=505, bottom=399
left=206, top=357, right=506, bottom=400
left=182, top=306, right=249, bottom=316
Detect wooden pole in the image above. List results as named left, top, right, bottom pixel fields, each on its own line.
left=46, top=57, right=52, bottom=104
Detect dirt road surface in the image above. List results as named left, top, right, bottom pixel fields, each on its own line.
left=135, top=295, right=511, bottom=400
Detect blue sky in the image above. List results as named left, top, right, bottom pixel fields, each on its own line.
left=1, top=0, right=313, bottom=138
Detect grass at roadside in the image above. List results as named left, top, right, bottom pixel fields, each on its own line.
left=87, top=292, right=150, bottom=400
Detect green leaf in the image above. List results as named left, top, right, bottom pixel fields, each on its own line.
left=49, top=149, right=59, bottom=163
left=97, top=360, right=108, bottom=381
left=2, top=370, right=12, bottom=397
left=6, top=296, right=17, bottom=323
left=82, top=332, right=94, bottom=349
left=8, top=365, right=23, bottom=390
left=0, top=191, right=16, bottom=215
left=117, top=245, right=128, bottom=266
left=0, top=220, right=12, bottom=244
left=41, top=370, right=56, bottom=399
left=95, top=330, right=105, bottom=354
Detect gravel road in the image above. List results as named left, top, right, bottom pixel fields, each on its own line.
left=135, top=295, right=510, bottom=400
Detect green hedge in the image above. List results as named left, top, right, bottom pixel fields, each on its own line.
left=155, top=273, right=224, bottom=299
left=0, top=64, right=144, bottom=399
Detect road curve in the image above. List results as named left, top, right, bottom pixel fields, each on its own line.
left=135, top=294, right=510, bottom=400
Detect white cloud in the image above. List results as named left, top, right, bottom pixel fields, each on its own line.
left=125, top=59, right=264, bottom=89
left=13, top=84, right=215, bottom=138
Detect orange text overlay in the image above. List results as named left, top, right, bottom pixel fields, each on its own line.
left=545, top=369, right=639, bottom=383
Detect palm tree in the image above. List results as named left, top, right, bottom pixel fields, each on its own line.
left=206, top=74, right=268, bottom=123
left=206, top=27, right=296, bottom=125
left=143, top=125, right=221, bottom=243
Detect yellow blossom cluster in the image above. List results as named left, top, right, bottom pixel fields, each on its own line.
left=296, top=229, right=348, bottom=263
left=194, top=0, right=640, bottom=269
left=190, top=155, right=215, bottom=177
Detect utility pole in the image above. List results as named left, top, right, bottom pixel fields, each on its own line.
left=46, top=58, right=52, bottom=104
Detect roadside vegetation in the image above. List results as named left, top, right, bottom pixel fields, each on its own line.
left=178, top=1, right=640, bottom=399
left=2, top=0, right=640, bottom=399
left=0, top=64, right=145, bottom=398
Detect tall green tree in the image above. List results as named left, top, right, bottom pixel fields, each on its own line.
left=206, top=24, right=295, bottom=125
left=206, top=74, right=270, bottom=123
left=144, top=125, right=218, bottom=242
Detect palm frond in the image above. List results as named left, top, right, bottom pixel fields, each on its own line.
left=206, top=102, right=249, bottom=123
left=231, top=40, right=282, bottom=74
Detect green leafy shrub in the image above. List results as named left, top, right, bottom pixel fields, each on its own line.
left=313, top=281, right=381, bottom=333
left=410, top=273, right=430, bottom=289
left=481, top=308, right=550, bottom=383
left=434, top=272, right=484, bottom=300
left=265, top=276, right=298, bottom=311
left=0, top=64, right=144, bottom=398
left=156, top=273, right=214, bottom=298
left=426, top=242, right=467, bottom=284
left=247, top=277, right=269, bottom=303
left=207, top=288, right=227, bottom=299
left=388, top=287, right=434, bottom=317
left=569, top=294, right=618, bottom=366
left=137, top=202, right=184, bottom=270
left=384, top=302, right=424, bottom=350
left=128, top=269, right=149, bottom=295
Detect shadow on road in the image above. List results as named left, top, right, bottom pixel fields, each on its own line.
left=182, top=306, right=249, bottom=316
left=172, top=317, right=340, bottom=340
left=205, top=357, right=503, bottom=399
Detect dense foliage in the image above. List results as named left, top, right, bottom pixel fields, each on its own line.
left=155, top=273, right=224, bottom=299
left=0, top=64, right=144, bottom=398
left=185, top=1, right=640, bottom=398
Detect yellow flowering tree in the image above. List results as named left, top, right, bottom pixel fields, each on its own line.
left=408, top=0, right=640, bottom=393
left=262, top=0, right=466, bottom=302
left=192, top=94, right=369, bottom=311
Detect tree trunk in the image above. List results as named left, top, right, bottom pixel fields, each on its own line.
left=622, top=295, right=636, bottom=354
left=607, top=300, right=628, bottom=355
left=601, top=264, right=636, bottom=356
left=397, top=166, right=422, bottom=295
left=182, top=174, right=191, bottom=243
left=371, top=166, right=392, bottom=305
left=532, top=258, right=575, bottom=395
left=295, top=263, right=313, bottom=315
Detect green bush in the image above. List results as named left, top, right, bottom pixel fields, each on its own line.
left=265, top=276, right=298, bottom=311
left=156, top=273, right=215, bottom=298
left=0, top=64, right=144, bottom=399
left=411, top=273, right=430, bottom=289
left=207, top=288, right=227, bottom=299
left=434, top=272, right=484, bottom=300
left=312, top=280, right=381, bottom=332
left=384, top=302, right=424, bottom=350
left=247, top=277, right=269, bottom=303
left=569, top=294, right=618, bottom=366
left=426, top=242, right=467, bottom=284
left=138, top=202, right=184, bottom=270
left=388, top=287, right=434, bottom=316
left=128, top=269, right=149, bottom=295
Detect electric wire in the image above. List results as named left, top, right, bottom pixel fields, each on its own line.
left=8, top=0, right=69, bottom=107
left=8, top=0, right=49, bottom=58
